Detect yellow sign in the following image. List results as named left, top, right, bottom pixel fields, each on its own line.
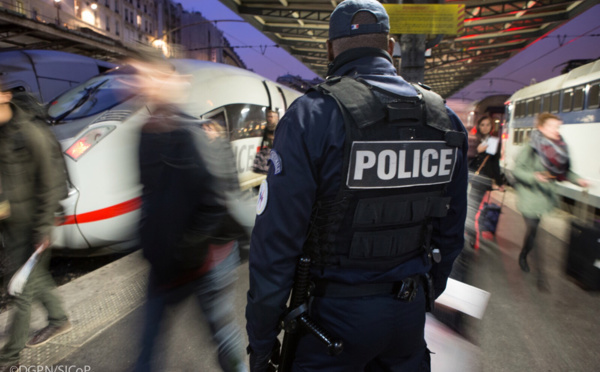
left=382, top=4, right=465, bottom=35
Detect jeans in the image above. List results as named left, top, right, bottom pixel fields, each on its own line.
left=521, top=217, right=543, bottom=274
left=134, top=242, right=247, bottom=372
left=0, top=248, right=68, bottom=364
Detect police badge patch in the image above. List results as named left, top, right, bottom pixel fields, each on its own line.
left=347, top=141, right=457, bottom=189
left=270, top=150, right=282, bottom=175
left=256, top=180, right=269, bottom=215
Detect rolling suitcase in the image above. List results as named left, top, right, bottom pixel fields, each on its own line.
left=473, top=189, right=505, bottom=249
left=566, top=219, right=600, bottom=290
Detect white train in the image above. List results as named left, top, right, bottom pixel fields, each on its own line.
left=503, top=60, right=600, bottom=210
left=46, top=60, right=302, bottom=253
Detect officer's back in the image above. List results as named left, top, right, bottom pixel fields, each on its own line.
left=245, top=1, right=468, bottom=371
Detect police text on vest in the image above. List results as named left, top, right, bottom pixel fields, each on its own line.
left=347, top=141, right=457, bottom=189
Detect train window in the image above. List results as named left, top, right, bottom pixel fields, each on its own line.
left=533, top=97, right=541, bottom=115
left=550, top=92, right=560, bottom=113
left=562, top=89, right=573, bottom=112
left=515, top=101, right=525, bottom=118
left=542, top=94, right=550, bottom=112
left=514, top=129, right=522, bottom=144
left=588, top=83, right=599, bottom=109
left=224, top=104, right=267, bottom=141
left=518, top=129, right=525, bottom=144
left=47, top=73, right=137, bottom=122
left=526, top=99, right=534, bottom=117
left=573, top=86, right=584, bottom=111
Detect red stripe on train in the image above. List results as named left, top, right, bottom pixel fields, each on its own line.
left=60, top=197, right=142, bottom=225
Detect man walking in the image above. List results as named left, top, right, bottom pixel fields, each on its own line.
left=0, top=85, right=71, bottom=370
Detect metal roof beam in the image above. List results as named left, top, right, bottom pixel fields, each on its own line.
left=465, top=9, right=569, bottom=28
left=238, top=6, right=331, bottom=23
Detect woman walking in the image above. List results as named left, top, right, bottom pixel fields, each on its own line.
left=513, top=113, right=588, bottom=291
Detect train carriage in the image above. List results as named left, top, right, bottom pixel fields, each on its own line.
left=46, top=60, right=302, bottom=253
left=503, top=60, right=600, bottom=210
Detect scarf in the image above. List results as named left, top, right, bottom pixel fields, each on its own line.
left=529, top=129, right=570, bottom=181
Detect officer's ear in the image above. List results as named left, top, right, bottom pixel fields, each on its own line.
left=387, top=37, right=395, bottom=57
left=327, top=40, right=334, bottom=62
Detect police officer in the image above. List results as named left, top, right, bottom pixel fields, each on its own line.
left=245, top=0, right=468, bottom=371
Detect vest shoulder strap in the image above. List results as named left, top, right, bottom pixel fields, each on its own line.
left=314, top=76, right=465, bottom=148
left=314, top=76, right=386, bottom=128
left=411, top=83, right=464, bottom=148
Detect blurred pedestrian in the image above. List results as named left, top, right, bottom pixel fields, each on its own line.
left=513, top=113, right=589, bottom=291
left=129, top=52, right=247, bottom=372
left=0, top=84, right=71, bottom=371
left=252, top=109, right=279, bottom=174
left=465, top=116, right=504, bottom=244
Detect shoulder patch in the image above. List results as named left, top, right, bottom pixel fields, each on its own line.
left=270, top=150, right=282, bottom=175
left=256, top=180, right=269, bottom=215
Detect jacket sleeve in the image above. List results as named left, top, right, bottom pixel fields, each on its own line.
left=28, top=122, right=67, bottom=241
left=566, top=167, right=583, bottom=185
left=429, top=108, right=468, bottom=298
left=246, top=97, right=324, bottom=356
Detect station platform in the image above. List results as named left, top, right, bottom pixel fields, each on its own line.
left=0, top=187, right=598, bottom=371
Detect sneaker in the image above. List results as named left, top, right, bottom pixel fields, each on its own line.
left=26, top=321, right=72, bottom=348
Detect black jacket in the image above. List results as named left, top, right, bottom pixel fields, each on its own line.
left=138, top=110, right=242, bottom=285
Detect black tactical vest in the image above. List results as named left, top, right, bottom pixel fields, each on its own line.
left=305, top=76, right=464, bottom=270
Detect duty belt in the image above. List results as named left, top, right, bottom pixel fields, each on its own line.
left=311, top=275, right=422, bottom=301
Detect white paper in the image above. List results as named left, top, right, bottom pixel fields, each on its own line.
left=485, top=136, right=499, bottom=155
left=435, top=278, right=491, bottom=319
left=7, top=246, right=44, bottom=297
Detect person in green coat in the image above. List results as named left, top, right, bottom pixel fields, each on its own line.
left=513, top=113, right=589, bottom=291
left=0, top=85, right=72, bottom=371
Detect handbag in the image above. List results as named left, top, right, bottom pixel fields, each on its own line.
left=474, top=154, right=490, bottom=176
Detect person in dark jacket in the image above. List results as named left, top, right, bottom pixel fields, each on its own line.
left=0, top=85, right=71, bottom=370
left=465, top=116, right=504, bottom=245
left=245, top=1, right=468, bottom=371
left=128, top=56, right=247, bottom=372
left=513, top=113, right=589, bottom=291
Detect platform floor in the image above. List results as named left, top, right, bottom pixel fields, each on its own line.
left=0, top=188, right=598, bottom=371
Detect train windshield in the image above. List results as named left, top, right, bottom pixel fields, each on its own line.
left=47, top=68, right=138, bottom=122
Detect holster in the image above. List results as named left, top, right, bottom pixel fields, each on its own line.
left=423, top=273, right=435, bottom=312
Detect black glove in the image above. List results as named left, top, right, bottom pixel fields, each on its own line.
left=248, top=339, right=281, bottom=372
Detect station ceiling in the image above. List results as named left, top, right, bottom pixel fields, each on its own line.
left=219, top=0, right=598, bottom=98
left=1, top=1, right=597, bottom=98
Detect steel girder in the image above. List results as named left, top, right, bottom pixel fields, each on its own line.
left=222, top=0, right=598, bottom=97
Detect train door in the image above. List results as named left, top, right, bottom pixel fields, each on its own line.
left=204, top=104, right=269, bottom=189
